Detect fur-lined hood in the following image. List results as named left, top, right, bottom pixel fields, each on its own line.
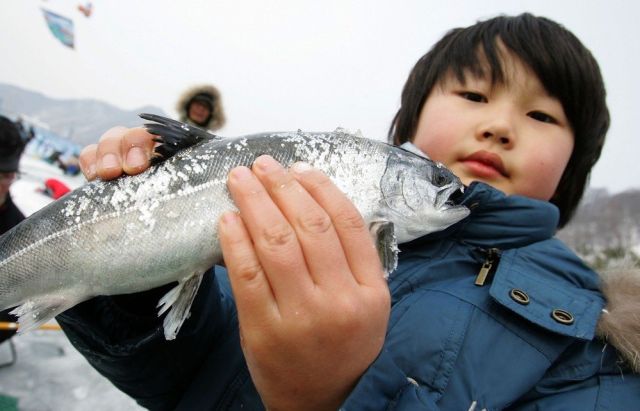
left=175, top=84, right=226, bottom=131
left=596, top=260, right=640, bottom=372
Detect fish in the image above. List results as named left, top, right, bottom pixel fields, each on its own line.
left=0, top=114, right=470, bottom=340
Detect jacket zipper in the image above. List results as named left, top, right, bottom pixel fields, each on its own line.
left=474, top=248, right=501, bottom=286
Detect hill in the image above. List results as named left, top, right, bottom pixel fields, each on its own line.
left=558, top=188, right=640, bottom=268
left=0, top=83, right=166, bottom=147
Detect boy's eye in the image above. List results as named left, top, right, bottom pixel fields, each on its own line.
left=458, top=91, right=487, bottom=103
left=528, top=111, right=557, bottom=124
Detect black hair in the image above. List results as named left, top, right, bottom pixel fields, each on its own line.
left=0, top=116, right=25, bottom=173
left=389, top=13, right=609, bottom=228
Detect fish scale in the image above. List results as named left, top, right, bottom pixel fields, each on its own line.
left=0, top=114, right=470, bottom=339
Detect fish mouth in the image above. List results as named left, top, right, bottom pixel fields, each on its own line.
left=436, top=183, right=466, bottom=209
left=461, top=150, right=508, bottom=178
left=447, top=186, right=465, bottom=204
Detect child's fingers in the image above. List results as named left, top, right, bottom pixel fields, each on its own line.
left=225, top=166, right=315, bottom=306
left=78, top=144, right=98, bottom=181
left=218, top=211, right=278, bottom=328
left=120, top=127, right=156, bottom=175
left=291, top=162, right=385, bottom=287
left=95, top=126, right=129, bottom=180
left=90, top=127, right=156, bottom=180
left=251, top=155, right=354, bottom=289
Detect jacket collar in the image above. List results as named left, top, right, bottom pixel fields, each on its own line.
left=403, top=182, right=559, bottom=251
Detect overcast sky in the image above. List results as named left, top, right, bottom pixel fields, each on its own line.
left=1, top=0, right=638, bottom=192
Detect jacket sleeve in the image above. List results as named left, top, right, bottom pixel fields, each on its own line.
left=506, top=371, right=640, bottom=410
left=339, top=348, right=441, bottom=410
left=56, top=266, right=243, bottom=410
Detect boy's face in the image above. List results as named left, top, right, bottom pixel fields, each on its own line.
left=412, top=54, right=574, bottom=201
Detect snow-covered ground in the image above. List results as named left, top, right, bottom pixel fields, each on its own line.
left=0, top=331, right=142, bottom=411
left=10, top=155, right=85, bottom=216
left=0, top=155, right=143, bottom=410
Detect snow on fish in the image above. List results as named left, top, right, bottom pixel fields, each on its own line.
left=0, top=114, right=469, bottom=339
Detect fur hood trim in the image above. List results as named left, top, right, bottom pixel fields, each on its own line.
left=596, top=259, right=640, bottom=372
left=175, top=84, right=226, bottom=131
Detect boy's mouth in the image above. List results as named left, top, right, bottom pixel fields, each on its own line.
left=460, top=151, right=508, bottom=178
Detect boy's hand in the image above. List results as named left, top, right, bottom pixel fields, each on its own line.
left=78, top=127, right=156, bottom=181
left=219, top=155, right=390, bottom=411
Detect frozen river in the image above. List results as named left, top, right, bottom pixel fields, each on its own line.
left=0, top=155, right=143, bottom=410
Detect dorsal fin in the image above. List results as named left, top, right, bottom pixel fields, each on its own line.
left=139, top=113, right=221, bottom=165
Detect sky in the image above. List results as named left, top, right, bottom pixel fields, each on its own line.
left=0, top=0, right=638, bottom=193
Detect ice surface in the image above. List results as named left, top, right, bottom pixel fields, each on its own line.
left=0, top=331, right=142, bottom=410
left=0, top=155, right=143, bottom=410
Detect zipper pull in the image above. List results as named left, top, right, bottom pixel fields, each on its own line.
left=475, top=248, right=499, bottom=286
left=475, top=260, right=492, bottom=286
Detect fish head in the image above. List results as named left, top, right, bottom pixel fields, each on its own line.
left=380, top=150, right=470, bottom=243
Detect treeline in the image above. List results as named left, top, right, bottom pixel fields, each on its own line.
left=558, top=188, right=640, bottom=269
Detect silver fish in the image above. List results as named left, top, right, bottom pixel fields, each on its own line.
left=0, top=114, right=469, bottom=339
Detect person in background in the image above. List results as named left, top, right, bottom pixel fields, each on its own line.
left=0, top=116, right=25, bottom=237
left=0, top=115, right=26, bottom=345
left=176, top=84, right=226, bottom=131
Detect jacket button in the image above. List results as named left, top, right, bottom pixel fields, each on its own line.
left=510, top=288, right=530, bottom=305
left=551, top=309, right=574, bottom=325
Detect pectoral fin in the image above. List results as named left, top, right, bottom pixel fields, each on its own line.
left=157, top=273, right=203, bottom=340
left=10, top=295, right=79, bottom=334
left=369, top=221, right=399, bottom=279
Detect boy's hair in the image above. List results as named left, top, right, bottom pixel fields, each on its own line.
left=0, top=116, right=25, bottom=173
left=389, top=13, right=609, bottom=228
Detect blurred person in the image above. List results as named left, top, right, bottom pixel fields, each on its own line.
left=0, top=116, right=26, bottom=235
left=176, top=84, right=226, bottom=131
left=0, top=116, right=26, bottom=345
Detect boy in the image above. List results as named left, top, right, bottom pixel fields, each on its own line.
left=63, top=13, right=639, bottom=410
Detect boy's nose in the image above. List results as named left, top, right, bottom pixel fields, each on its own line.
left=482, top=130, right=512, bottom=146
left=477, top=113, right=515, bottom=148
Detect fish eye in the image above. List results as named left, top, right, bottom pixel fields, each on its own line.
left=432, top=168, right=451, bottom=187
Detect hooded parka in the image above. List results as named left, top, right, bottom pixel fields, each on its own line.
left=175, top=85, right=226, bottom=131
left=57, top=182, right=640, bottom=410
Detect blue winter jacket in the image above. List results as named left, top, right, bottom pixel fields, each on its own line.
left=57, top=182, right=640, bottom=410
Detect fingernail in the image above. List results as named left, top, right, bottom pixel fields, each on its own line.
left=101, top=153, right=119, bottom=170
left=254, top=155, right=278, bottom=171
left=126, top=147, right=147, bottom=168
left=291, top=162, right=313, bottom=173
left=87, top=163, right=97, bottom=180
left=230, top=166, right=252, bottom=180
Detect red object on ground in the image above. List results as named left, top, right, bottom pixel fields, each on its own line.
left=44, top=178, right=71, bottom=200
